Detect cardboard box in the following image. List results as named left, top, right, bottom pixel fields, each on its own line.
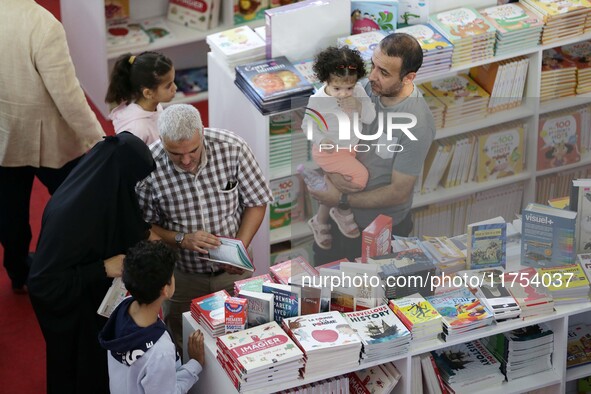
left=361, top=214, right=392, bottom=262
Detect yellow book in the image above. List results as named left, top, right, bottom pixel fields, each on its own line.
left=477, top=122, right=525, bottom=182
left=421, top=74, right=490, bottom=108
left=389, top=294, right=442, bottom=328
left=538, top=264, right=590, bottom=291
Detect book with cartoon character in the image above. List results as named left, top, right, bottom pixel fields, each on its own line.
left=396, top=23, right=453, bottom=53
left=537, top=109, right=582, bottom=170
left=429, top=7, right=496, bottom=44
left=479, top=3, right=544, bottom=34
left=477, top=122, right=525, bottom=182
left=350, top=1, right=398, bottom=35
left=344, top=304, right=411, bottom=347
left=466, top=217, right=507, bottom=270
left=234, top=0, right=269, bottom=25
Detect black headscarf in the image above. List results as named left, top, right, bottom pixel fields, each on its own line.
left=29, top=132, right=156, bottom=324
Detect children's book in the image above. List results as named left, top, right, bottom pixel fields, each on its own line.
left=344, top=304, right=411, bottom=345
left=269, top=256, right=318, bottom=285
left=106, top=21, right=151, bottom=51
left=538, top=263, right=591, bottom=294
left=567, top=323, right=591, bottom=368
left=388, top=293, right=442, bottom=329
left=537, top=109, right=582, bottom=170
left=201, top=237, right=254, bottom=271
left=426, top=287, right=493, bottom=331
left=167, top=0, right=214, bottom=31
left=350, top=1, right=398, bottom=35
left=397, top=0, right=430, bottom=27
left=234, top=56, right=314, bottom=101
left=466, top=216, right=507, bottom=269
left=192, top=290, right=230, bottom=328
left=234, top=274, right=274, bottom=295
left=234, top=0, right=268, bottom=25
left=477, top=123, right=525, bottom=182
left=429, top=7, right=496, bottom=44
left=478, top=3, right=544, bottom=34
left=521, top=203, right=577, bottom=267
left=105, top=0, right=130, bottom=25
left=217, top=321, right=304, bottom=374
left=238, top=290, right=274, bottom=327
left=396, top=24, right=453, bottom=53
left=206, top=26, right=266, bottom=58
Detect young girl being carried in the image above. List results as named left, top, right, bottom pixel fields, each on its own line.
left=105, top=51, right=176, bottom=145
left=305, top=46, right=376, bottom=250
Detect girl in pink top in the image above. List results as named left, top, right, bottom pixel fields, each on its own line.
left=106, top=51, right=177, bottom=145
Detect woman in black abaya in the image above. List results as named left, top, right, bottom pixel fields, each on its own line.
left=28, top=132, right=156, bottom=394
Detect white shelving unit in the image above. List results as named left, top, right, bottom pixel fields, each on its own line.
left=60, top=0, right=263, bottom=117
left=182, top=302, right=589, bottom=394
left=208, top=0, right=591, bottom=267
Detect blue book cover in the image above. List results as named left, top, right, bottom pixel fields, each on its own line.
left=351, top=1, right=398, bottom=35
left=235, top=56, right=314, bottom=101
left=521, top=203, right=577, bottom=268
left=262, top=283, right=300, bottom=323
left=467, top=222, right=506, bottom=269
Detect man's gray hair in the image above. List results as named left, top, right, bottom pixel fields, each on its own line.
left=158, top=104, right=203, bottom=142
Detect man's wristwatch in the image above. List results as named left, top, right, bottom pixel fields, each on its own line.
left=175, top=232, right=185, bottom=248
left=338, top=193, right=350, bottom=210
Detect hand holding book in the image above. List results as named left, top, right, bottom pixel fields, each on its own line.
left=201, top=237, right=255, bottom=272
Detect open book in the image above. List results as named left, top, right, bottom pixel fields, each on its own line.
left=201, top=237, right=255, bottom=271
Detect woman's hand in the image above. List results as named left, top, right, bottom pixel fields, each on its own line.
left=104, top=254, right=125, bottom=278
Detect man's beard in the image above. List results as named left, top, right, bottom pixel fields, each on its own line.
left=372, top=79, right=404, bottom=98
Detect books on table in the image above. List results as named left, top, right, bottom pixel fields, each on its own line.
left=191, top=290, right=230, bottom=337
left=537, top=263, right=590, bottom=304
left=216, top=321, right=305, bottom=392
left=466, top=216, right=507, bottom=270
left=206, top=26, right=266, bottom=69
left=233, top=273, right=274, bottom=296
left=200, top=237, right=254, bottom=271
left=237, top=290, right=274, bottom=328
left=389, top=293, right=442, bottom=342
left=282, top=311, right=363, bottom=379
left=344, top=304, right=411, bottom=363
left=502, top=267, right=555, bottom=318
left=269, top=256, right=318, bottom=285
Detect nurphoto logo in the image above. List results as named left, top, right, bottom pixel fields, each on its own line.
left=303, top=107, right=418, bottom=153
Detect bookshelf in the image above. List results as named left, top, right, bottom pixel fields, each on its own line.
left=208, top=0, right=591, bottom=267
left=59, top=0, right=263, bottom=117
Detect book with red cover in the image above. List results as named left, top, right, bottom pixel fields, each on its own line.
left=269, top=256, right=318, bottom=285
left=190, top=290, right=230, bottom=327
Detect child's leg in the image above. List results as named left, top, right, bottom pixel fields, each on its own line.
left=308, top=203, right=332, bottom=250
left=329, top=206, right=360, bottom=238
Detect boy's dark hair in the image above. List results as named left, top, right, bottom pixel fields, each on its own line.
left=313, top=46, right=367, bottom=83
left=105, top=51, right=173, bottom=105
left=123, top=240, right=177, bottom=305
left=379, top=33, right=423, bottom=79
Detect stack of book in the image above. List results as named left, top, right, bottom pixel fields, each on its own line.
left=396, top=24, right=453, bottom=81
left=420, top=235, right=467, bottom=274
left=337, top=31, right=387, bottom=74
left=474, top=278, right=521, bottom=322
left=190, top=290, right=230, bottom=337
left=389, top=293, right=443, bottom=342
left=269, top=129, right=309, bottom=173
left=233, top=273, right=274, bottom=296
left=538, top=263, right=591, bottom=304
left=292, top=59, right=323, bottom=92
left=420, top=74, right=490, bottom=128
left=432, top=340, right=505, bottom=392
left=556, top=41, right=591, bottom=95
left=344, top=305, right=411, bottom=363
left=216, top=321, right=305, bottom=391
left=470, top=56, right=530, bottom=112
left=237, top=290, right=274, bottom=328
left=503, top=267, right=555, bottom=318
left=419, top=353, right=448, bottom=394
left=429, top=7, right=496, bottom=67
left=479, top=3, right=544, bottom=57
left=540, top=48, right=577, bottom=102
left=426, top=287, right=494, bottom=341
left=419, top=86, right=446, bottom=129
left=521, top=0, right=591, bottom=45
left=371, top=248, right=437, bottom=299
left=283, top=311, right=363, bottom=380
left=348, top=363, right=402, bottom=393
left=482, top=323, right=554, bottom=381
left=567, top=323, right=591, bottom=368
left=206, top=26, right=266, bottom=69
left=234, top=57, right=314, bottom=115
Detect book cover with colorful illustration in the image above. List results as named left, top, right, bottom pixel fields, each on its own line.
left=350, top=1, right=398, bottom=35
left=234, top=0, right=268, bottom=25
left=477, top=124, right=525, bottom=182
left=235, top=56, right=314, bottom=101
left=567, top=323, right=591, bottom=368
left=191, top=290, right=230, bottom=327
left=283, top=311, right=362, bottom=352
left=398, top=0, right=430, bottom=27
left=389, top=293, right=442, bottom=328
left=344, top=304, right=411, bottom=345
left=467, top=222, right=507, bottom=269
left=429, top=7, right=496, bottom=43
left=234, top=274, right=274, bottom=295
left=217, top=321, right=303, bottom=374
left=396, top=24, right=453, bottom=53
left=421, top=74, right=490, bottom=106
left=426, top=287, right=493, bottom=329
left=537, top=110, right=582, bottom=170
left=479, top=3, right=544, bottom=34
left=538, top=263, right=590, bottom=291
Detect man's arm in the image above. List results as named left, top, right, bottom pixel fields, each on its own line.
left=236, top=205, right=267, bottom=248
left=310, top=170, right=416, bottom=209
left=150, top=224, right=220, bottom=254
